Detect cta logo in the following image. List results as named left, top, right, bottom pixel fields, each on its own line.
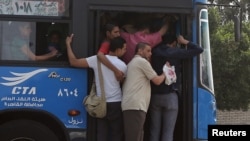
left=12, top=86, right=36, bottom=95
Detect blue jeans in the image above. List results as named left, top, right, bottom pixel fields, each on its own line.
left=149, top=92, right=178, bottom=141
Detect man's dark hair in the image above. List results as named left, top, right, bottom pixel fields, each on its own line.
left=109, top=36, right=126, bottom=52
left=135, top=42, right=150, bottom=54
left=162, top=33, right=177, bottom=44
left=100, top=22, right=119, bottom=41
left=104, top=22, right=118, bottom=33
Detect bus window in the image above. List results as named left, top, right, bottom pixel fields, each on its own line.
left=199, top=9, right=214, bottom=93
left=0, top=21, right=69, bottom=61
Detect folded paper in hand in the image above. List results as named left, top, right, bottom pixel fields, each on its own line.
left=163, top=64, right=177, bottom=85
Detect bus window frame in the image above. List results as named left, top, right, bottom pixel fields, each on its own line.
left=0, top=0, right=73, bottom=66
left=198, top=8, right=214, bottom=94
left=0, top=20, right=71, bottom=66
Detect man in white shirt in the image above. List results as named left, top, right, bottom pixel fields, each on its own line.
left=66, top=35, right=127, bottom=141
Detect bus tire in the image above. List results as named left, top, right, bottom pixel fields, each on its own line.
left=0, top=119, right=59, bottom=141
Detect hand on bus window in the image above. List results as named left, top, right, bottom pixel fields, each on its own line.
left=177, top=35, right=189, bottom=45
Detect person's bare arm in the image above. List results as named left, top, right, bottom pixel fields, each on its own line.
left=65, top=34, right=89, bottom=68
left=97, top=52, right=124, bottom=81
left=158, top=23, right=168, bottom=36
left=21, top=45, right=58, bottom=61
left=151, top=73, right=165, bottom=85
left=177, top=35, right=189, bottom=45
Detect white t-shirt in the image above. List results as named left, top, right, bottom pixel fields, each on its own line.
left=86, top=55, right=127, bottom=102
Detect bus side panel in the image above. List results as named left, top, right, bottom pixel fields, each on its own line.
left=197, top=88, right=216, bottom=139
left=0, top=66, right=87, bottom=129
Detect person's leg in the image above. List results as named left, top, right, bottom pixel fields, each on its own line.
left=108, top=102, right=124, bottom=141
left=123, top=110, right=146, bottom=141
left=161, top=92, right=178, bottom=141
left=97, top=117, right=108, bottom=141
left=149, top=94, right=162, bottom=141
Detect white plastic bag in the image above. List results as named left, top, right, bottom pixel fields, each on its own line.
left=163, top=64, right=177, bottom=85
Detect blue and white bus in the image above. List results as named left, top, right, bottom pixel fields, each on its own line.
left=0, top=0, right=215, bottom=141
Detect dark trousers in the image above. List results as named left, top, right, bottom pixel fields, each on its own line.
left=123, top=110, right=146, bottom=141
left=97, top=102, right=123, bottom=141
